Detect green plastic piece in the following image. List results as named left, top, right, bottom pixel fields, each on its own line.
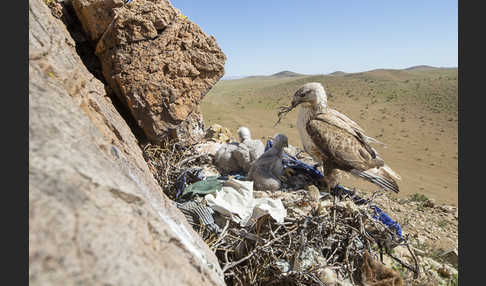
left=181, top=176, right=223, bottom=198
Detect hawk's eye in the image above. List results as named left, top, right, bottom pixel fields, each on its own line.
left=299, top=92, right=306, bottom=97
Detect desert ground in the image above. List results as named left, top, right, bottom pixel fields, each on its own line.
left=201, top=66, right=458, bottom=206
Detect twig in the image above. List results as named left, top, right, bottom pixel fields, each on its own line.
left=406, top=243, right=421, bottom=279
left=222, top=228, right=298, bottom=272
left=345, top=233, right=358, bottom=285
left=210, top=220, right=230, bottom=250
left=274, top=103, right=297, bottom=127
left=386, top=248, right=420, bottom=279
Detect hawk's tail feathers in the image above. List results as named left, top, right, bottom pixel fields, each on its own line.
left=351, top=166, right=400, bottom=193
left=363, top=135, right=386, bottom=147
left=382, top=164, right=401, bottom=181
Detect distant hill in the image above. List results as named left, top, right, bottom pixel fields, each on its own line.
left=270, top=71, right=304, bottom=77
left=237, top=66, right=456, bottom=80
left=404, top=65, right=439, bottom=71
left=239, top=71, right=305, bottom=80
left=244, top=75, right=267, bottom=80
left=329, top=71, right=347, bottom=76
left=221, top=75, right=247, bottom=80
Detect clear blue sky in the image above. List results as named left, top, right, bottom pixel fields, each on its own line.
left=171, top=0, right=457, bottom=77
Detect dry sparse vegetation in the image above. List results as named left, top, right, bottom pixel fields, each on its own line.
left=202, top=68, right=458, bottom=205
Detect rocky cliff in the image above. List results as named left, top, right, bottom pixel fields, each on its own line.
left=29, top=0, right=226, bottom=284
left=73, top=0, right=226, bottom=145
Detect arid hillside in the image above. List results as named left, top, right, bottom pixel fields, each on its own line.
left=201, top=67, right=458, bottom=205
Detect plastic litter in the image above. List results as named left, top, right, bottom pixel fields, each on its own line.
left=180, top=176, right=222, bottom=199
left=178, top=172, right=248, bottom=204
left=217, top=174, right=247, bottom=181
left=175, top=167, right=207, bottom=199
left=293, top=247, right=326, bottom=272
left=274, top=260, right=291, bottom=274
left=371, top=205, right=403, bottom=239
left=331, top=184, right=368, bottom=205
left=204, top=179, right=287, bottom=227
left=176, top=200, right=220, bottom=233
left=331, top=184, right=403, bottom=239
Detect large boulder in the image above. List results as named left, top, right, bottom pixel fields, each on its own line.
left=29, top=0, right=224, bottom=285
left=71, top=0, right=126, bottom=42
left=72, top=0, right=226, bottom=144
left=205, top=124, right=236, bottom=143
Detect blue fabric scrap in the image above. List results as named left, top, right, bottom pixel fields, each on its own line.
left=331, top=184, right=368, bottom=205
left=331, top=184, right=403, bottom=239
left=371, top=205, right=403, bottom=239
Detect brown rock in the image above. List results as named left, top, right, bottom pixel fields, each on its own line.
left=194, top=141, right=223, bottom=157
left=416, top=234, right=427, bottom=245
left=430, top=237, right=456, bottom=253
left=29, top=0, right=224, bottom=284
left=71, top=0, right=126, bottom=42
left=71, top=0, right=227, bottom=144
left=437, top=266, right=451, bottom=278
left=45, top=0, right=64, bottom=19
left=205, top=124, right=235, bottom=143
left=392, top=246, right=413, bottom=261
left=439, top=205, right=456, bottom=214
left=438, top=248, right=458, bottom=268
left=423, top=198, right=435, bottom=208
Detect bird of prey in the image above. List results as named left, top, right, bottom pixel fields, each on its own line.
left=237, top=126, right=265, bottom=163
left=214, top=127, right=265, bottom=174
left=214, top=142, right=241, bottom=174
left=285, top=82, right=401, bottom=193
left=248, top=134, right=288, bottom=191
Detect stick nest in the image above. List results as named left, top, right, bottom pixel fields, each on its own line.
left=142, top=139, right=420, bottom=285
left=142, top=138, right=212, bottom=200
left=205, top=193, right=420, bottom=285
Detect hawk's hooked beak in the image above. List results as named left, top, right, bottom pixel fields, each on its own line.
left=291, top=89, right=306, bottom=108
left=290, top=97, right=301, bottom=108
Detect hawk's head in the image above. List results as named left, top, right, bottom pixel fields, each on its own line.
left=273, top=134, right=289, bottom=150
left=291, top=82, right=327, bottom=109
left=237, top=126, right=251, bottom=141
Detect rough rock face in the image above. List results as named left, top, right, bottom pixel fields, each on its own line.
left=71, top=0, right=126, bottom=42
left=205, top=124, right=236, bottom=143
left=72, top=0, right=226, bottom=144
left=29, top=0, right=224, bottom=285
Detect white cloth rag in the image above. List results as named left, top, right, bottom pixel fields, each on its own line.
left=205, top=179, right=286, bottom=226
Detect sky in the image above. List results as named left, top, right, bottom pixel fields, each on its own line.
left=171, top=0, right=458, bottom=77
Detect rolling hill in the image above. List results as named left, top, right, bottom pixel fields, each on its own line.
left=201, top=66, right=458, bottom=205
left=270, top=70, right=305, bottom=77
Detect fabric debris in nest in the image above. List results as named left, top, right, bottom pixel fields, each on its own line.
left=265, top=139, right=325, bottom=185
left=207, top=192, right=417, bottom=286
left=204, top=179, right=287, bottom=227
left=176, top=200, right=221, bottom=233
left=143, top=139, right=418, bottom=285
